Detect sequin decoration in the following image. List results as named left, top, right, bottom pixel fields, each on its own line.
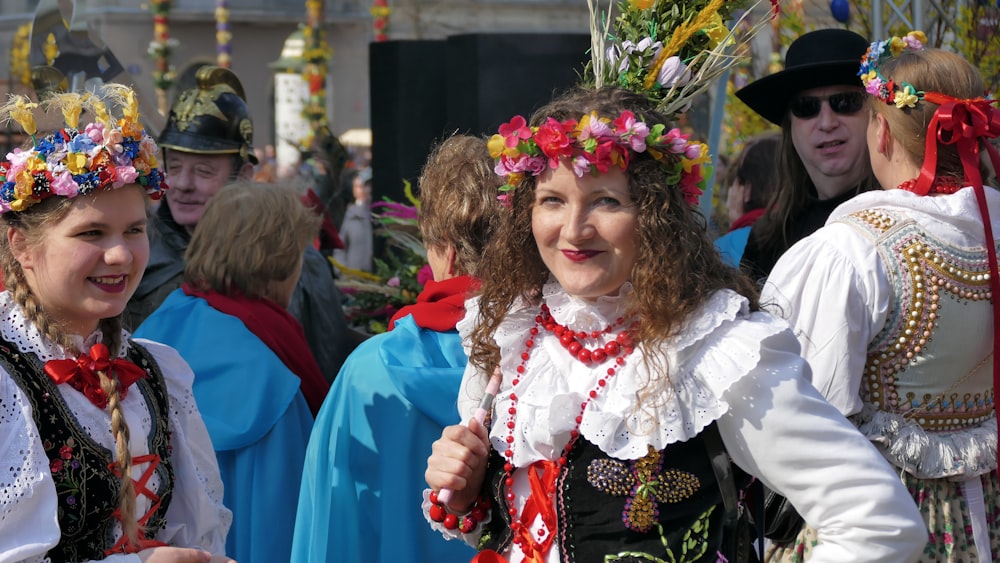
left=586, top=445, right=701, bottom=532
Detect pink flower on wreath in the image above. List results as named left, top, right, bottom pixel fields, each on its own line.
left=613, top=111, right=650, bottom=152
left=571, top=155, right=591, bottom=177
left=51, top=171, right=79, bottom=197
left=115, top=165, right=139, bottom=187
left=84, top=122, right=105, bottom=144
left=865, top=75, right=884, bottom=96
left=534, top=118, right=574, bottom=168
left=386, top=276, right=401, bottom=288
left=661, top=128, right=690, bottom=154
left=577, top=112, right=613, bottom=142
left=498, top=116, right=531, bottom=151
left=5, top=148, right=31, bottom=178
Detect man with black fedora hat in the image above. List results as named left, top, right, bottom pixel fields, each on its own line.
left=735, top=28, right=876, bottom=283
left=127, top=65, right=355, bottom=381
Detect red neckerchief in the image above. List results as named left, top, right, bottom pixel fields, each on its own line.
left=388, top=275, right=476, bottom=332
left=45, top=343, right=147, bottom=409
left=727, top=207, right=767, bottom=232
left=182, top=284, right=330, bottom=416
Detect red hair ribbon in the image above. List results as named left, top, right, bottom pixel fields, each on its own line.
left=45, top=343, right=148, bottom=409
left=913, top=93, right=1000, bottom=196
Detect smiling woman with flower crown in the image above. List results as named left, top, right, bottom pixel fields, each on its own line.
left=0, top=87, right=233, bottom=563
left=421, top=85, right=927, bottom=563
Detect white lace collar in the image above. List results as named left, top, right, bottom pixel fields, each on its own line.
left=477, top=282, right=788, bottom=462
left=0, top=291, right=130, bottom=361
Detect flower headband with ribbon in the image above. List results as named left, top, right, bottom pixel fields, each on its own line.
left=859, top=31, right=928, bottom=109
left=0, top=84, right=168, bottom=213
left=487, top=111, right=709, bottom=206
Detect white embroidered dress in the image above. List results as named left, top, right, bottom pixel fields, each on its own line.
left=0, top=292, right=231, bottom=563
left=428, top=281, right=926, bottom=563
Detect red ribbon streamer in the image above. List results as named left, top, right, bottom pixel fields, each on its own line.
left=914, top=93, right=1000, bottom=472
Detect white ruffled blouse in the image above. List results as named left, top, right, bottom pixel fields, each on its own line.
left=0, top=292, right=231, bottom=563
left=438, top=281, right=926, bottom=563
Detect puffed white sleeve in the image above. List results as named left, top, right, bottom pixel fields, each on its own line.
left=0, top=366, right=60, bottom=563
left=717, top=327, right=926, bottom=563
left=134, top=338, right=231, bottom=554
left=760, top=223, right=890, bottom=416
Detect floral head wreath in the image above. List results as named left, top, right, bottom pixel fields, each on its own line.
left=0, top=84, right=167, bottom=213
left=488, top=111, right=709, bottom=206
left=859, top=31, right=928, bottom=109
left=488, top=0, right=776, bottom=207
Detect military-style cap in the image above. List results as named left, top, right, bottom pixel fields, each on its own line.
left=159, top=65, right=258, bottom=164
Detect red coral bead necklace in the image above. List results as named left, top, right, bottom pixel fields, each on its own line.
left=501, top=303, right=637, bottom=558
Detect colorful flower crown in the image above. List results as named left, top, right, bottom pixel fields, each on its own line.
left=859, top=31, right=928, bottom=109
left=0, top=85, right=167, bottom=213
left=487, top=111, right=710, bottom=206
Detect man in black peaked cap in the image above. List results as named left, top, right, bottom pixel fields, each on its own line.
left=127, top=65, right=355, bottom=381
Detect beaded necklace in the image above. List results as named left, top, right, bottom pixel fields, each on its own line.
left=501, top=303, right=637, bottom=559
left=897, top=175, right=964, bottom=195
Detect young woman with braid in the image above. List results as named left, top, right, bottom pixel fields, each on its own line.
left=0, top=87, right=233, bottom=562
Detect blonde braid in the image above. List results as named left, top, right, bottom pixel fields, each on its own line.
left=98, top=315, right=140, bottom=547
left=98, top=360, right=140, bottom=549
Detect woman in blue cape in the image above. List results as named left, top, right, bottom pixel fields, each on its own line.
left=137, top=181, right=329, bottom=563
left=291, top=135, right=499, bottom=563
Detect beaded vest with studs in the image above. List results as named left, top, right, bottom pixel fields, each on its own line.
left=0, top=338, right=175, bottom=562
left=838, top=209, right=996, bottom=434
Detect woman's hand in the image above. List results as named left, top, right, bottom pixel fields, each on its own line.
left=425, top=417, right=492, bottom=512
left=136, top=547, right=216, bottom=562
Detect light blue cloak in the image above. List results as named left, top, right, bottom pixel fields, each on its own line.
left=136, top=289, right=313, bottom=563
left=290, top=314, right=476, bottom=563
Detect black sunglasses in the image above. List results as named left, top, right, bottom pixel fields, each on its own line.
left=788, top=92, right=866, bottom=119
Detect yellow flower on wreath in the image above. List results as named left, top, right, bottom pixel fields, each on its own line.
left=630, top=0, right=655, bottom=10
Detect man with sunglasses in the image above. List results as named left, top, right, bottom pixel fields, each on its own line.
left=735, top=28, right=875, bottom=283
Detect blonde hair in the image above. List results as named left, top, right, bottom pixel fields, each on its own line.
left=0, top=188, right=145, bottom=548
left=872, top=48, right=990, bottom=181
left=417, top=135, right=500, bottom=276
left=184, top=181, right=321, bottom=298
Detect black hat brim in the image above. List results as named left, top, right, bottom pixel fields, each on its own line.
left=735, top=61, right=864, bottom=125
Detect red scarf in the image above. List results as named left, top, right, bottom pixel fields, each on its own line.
left=727, top=207, right=767, bottom=232
left=182, top=284, right=330, bottom=415
left=388, top=275, right=476, bottom=332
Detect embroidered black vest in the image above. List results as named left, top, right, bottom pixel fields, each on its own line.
left=479, top=422, right=749, bottom=563
left=1, top=338, right=175, bottom=563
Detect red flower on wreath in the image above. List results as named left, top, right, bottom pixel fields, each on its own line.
left=534, top=118, right=574, bottom=167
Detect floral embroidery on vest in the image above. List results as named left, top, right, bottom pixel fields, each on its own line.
left=0, top=338, right=175, bottom=562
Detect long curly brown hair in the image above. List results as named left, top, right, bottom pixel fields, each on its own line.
left=468, top=86, right=759, bottom=390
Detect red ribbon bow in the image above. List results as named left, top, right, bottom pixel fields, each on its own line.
left=914, top=93, right=1000, bottom=196
left=44, top=343, right=148, bottom=409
